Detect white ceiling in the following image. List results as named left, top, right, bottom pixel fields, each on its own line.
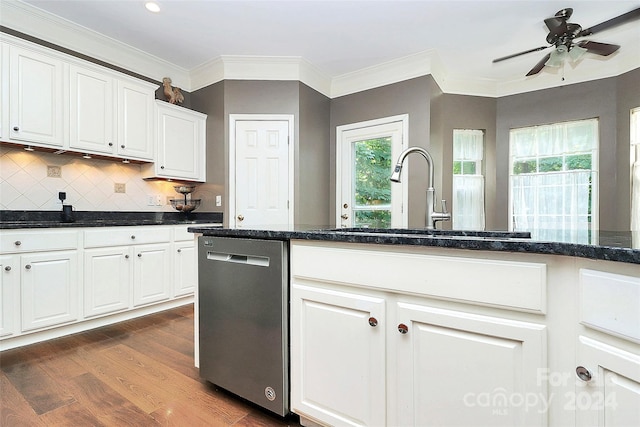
left=8, top=0, right=640, bottom=96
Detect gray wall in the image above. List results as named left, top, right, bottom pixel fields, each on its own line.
left=330, top=76, right=435, bottom=227
left=496, top=69, right=639, bottom=231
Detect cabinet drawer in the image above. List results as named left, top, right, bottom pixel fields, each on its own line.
left=0, top=230, right=80, bottom=253
left=84, top=227, right=171, bottom=248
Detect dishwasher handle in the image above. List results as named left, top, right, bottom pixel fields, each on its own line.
left=207, top=251, right=270, bottom=267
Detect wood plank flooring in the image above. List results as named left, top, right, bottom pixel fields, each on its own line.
left=0, top=305, right=303, bottom=427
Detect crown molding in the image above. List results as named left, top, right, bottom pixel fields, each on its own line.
left=0, top=0, right=190, bottom=87
left=1, top=0, right=636, bottom=99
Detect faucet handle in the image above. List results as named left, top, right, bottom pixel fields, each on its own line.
left=441, top=200, right=448, bottom=214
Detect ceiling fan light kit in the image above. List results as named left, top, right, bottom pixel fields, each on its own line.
left=493, top=6, right=640, bottom=76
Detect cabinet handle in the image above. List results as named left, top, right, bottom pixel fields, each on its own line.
left=125, top=255, right=130, bottom=259
left=121, top=144, right=125, bottom=149
left=397, top=323, right=408, bottom=334
left=108, top=142, right=113, bottom=147
left=576, top=366, right=592, bottom=382
left=14, top=240, right=22, bottom=246
left=177, top=249, right=182, bottom=253
left=368, top=317, right=378, bottom=327
left=25, top=264, right=32, bottom=270
left=4, top=266, right=11, bottom=272
left=137, top=253, right=142, bottom=258
left=13, top=126, right=19, bottom=132
left=160, top=166, right=165, bottom=169
left=131, top=235, right=136, bottom=240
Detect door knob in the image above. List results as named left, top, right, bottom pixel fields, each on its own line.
left=368, top=317, right=378, bottom=327
left=237, top=215, right=244, bottom=221
left=398, top=323, right=408, bottom=334
left=576, top=366, right=592, bottom=382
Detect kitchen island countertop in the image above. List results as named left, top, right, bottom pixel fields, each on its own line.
left=187, top=226, right=640, bottom=265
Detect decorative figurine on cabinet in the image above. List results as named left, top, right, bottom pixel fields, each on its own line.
left=162, top=77, right=184, bottom=104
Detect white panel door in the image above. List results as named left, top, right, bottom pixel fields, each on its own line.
left=291, top=283, right=386, bottom=427
left=9, top=46, right=64, bottom=146
left=235, top=120, right=290, bottom=228
left=576, top=336, right=640, bottom=427
left=21, top=251, right=79, bottom=332
left=394, top=302, right=547, bottom=427
left=84, top=247, right=131, bottom=317
left=69, top=64, right=114, bottom=153
left=133, top=243, right=171, bottom=307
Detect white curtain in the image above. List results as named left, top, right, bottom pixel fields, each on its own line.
left=453, top=129, right=485, bottom=230
left=631, top=108, right=640, bottom=237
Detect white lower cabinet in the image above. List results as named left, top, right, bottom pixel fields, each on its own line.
left=575, top=336, right=640, bottom=427
left=173, top=240, right=197, bottom=297
left=84, top=246, right=131, bottom=317
left=291, top=284, right=386, bottom=427
left=0, top=255, right=19, bottom=337
left=394, top=302, right=547, bottom=427
left=133, top=243, right=171, bottom=306
left=20, top=250, right=79, bottom=332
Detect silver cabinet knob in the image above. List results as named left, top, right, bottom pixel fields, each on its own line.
left=108, top=142, right=113, bottom=147
left=398, top=323, right=408, bottom=334
left=13, top=126, right=19, bottom=132
left=177, top=249, right=182, bottom=253
left=125, top=255, right=130, bottom=259
left=341, top=214, right=349, bottom=220
left=4, top=266, right=11, bottom=272
left=25, top=264, right=32, bottom=270
left=130, top=235, right=136, bottom=240
left=137, top=253, right=142, bottom=258
left=14, top=240, right=21, bottom=246
left=237, top=215, right=244, bottom=221
left=121, top=144, right=125, bottom=149
left=576, top=366, right=592, bottom=382
left=368, top=317, right=378, bottom=327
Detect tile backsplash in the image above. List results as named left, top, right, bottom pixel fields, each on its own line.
left=1, top=145, right=181, bottom=211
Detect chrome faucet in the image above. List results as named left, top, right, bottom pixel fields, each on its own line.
left=390, top=146, right=451, bottom=229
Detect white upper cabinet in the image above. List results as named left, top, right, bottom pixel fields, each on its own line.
left=7, top=44, right=65, bottom=147
left=69, top=64, right=155, bottom=160
left=69, top=64, right=114, bottom=153
left=143, top=100, right=207, bottom=182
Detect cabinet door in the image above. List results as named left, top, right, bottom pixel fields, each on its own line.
left=394, top=302, right=547, bottom=427
left=576, top=336, right=640, bottom=427
left=155, top=103, right=205, bottom=180
left=9, top=46, right=64, bottom=146
left=0, top=255, right=19, bottom=338
left=21, top=251, right=78, bottom=332
left=291, top=283, right=386, bottom=427
left=133, top=243, right=171, bottom=306
left=173, top=241, right=196, bottom=297
left=116, top=79, right=154, bottom=160
left=69, top=64, right=114, bottom=153
left=84, top=247, right=131, bottom=318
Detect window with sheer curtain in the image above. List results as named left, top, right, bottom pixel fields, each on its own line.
left=509, top=119, right=598, bottom=244
left=453, top=129, right=485, bottom=230
left=631, top=107, right=640, bottom=231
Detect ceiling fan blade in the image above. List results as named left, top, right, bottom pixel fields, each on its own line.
left=577, top=7, right=640, bottom=37
left=493, top=46, right=549, bottom=63
left=526, top=53, right=551, bottom=76
left=576, top=40, right=620, bottom=56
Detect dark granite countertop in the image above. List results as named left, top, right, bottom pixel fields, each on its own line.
left=187, top=225, right=640, bottom=265
left=0, top=210, right=223, bottom=229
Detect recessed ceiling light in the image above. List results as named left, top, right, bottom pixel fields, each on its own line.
left=145, top=1, right=160, bottom=13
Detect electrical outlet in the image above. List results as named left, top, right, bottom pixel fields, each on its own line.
left=114, top=183, right=126, bottom=193
left=47, top=165, right=62, bottom=178
left=147, top=195, right=155, bottom=206
left=216, top=195, right=222, bottom=207
left=156, top=195, right=163, bottom=206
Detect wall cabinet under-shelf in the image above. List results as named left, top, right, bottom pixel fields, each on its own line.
left=142, top=100, right=207, bottom=182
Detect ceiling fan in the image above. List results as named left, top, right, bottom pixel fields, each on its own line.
left=493, top=7, right=640, bottom=76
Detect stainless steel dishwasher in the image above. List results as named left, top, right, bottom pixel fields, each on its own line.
left=198, top=236, right=289, bottom=416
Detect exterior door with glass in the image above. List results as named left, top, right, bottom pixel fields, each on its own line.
left=337, top=116, right=407, bottom=228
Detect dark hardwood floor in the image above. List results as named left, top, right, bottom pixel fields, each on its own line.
left=1, top=305, right=302, bottom=427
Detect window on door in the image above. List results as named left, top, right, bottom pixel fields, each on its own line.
left=509, top=118, right=598, bottom=243
left=452, top=129, right=485, bottom=230
left=337, top=116, right=408, bottom=228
